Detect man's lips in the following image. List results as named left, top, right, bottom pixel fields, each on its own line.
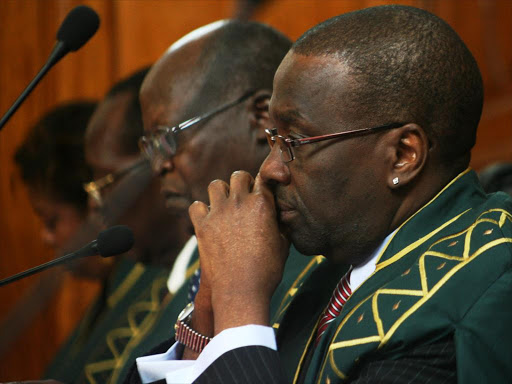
left=276, top=198, right=295, bottom=211
left=276, top=199, right=298, bottom=222
left=161, top=188, right=191, bottom=208
left=162, top=189, right=183, bottom=199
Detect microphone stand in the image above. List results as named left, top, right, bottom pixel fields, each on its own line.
left=0, top=41, right=68, bottom=131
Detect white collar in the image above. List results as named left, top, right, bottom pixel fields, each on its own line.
left=167, top=236, right=197, bottom=294
left=350, top=230, right=396, bottom=292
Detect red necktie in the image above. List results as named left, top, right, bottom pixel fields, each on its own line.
left=315, top=268, right=352, bottom=346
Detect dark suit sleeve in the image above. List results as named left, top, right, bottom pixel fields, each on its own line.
left=193, top=346, right=286, bottom=384
left=123, top=338, right=176, bottom=384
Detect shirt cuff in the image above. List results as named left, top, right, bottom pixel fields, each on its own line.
left=137, top=343, right=193, bottom=383
left=136, top=324, right=276, bottom=384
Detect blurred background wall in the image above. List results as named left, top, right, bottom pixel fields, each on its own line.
left=0, top=0, right=510, bottom=380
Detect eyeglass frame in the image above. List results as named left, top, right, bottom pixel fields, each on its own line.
left=83, top=159, right=147, bottom=207
left=265, top=122, right=405, bottom=163
left=138, top=89, right=257, bottom=170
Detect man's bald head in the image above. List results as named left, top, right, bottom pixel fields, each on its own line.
left=141, top=20, right=291, bottom=122
left=292, top=5, right=483, bottom=169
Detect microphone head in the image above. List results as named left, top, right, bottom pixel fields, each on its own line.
left=97, top=225, right=135, bottom=257
left=56, top=5, right=100, bottom=51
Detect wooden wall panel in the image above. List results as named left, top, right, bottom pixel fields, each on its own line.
left=0, top=0, right=113, bottom=380
left=114, top=0, right=236, bottom=78
left=0, top=0, right=510, bottom=380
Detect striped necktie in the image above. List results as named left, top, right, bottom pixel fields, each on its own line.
left=315, top=267, right=352, bottom=346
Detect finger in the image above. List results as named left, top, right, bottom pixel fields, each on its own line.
left=253, top=173, right=275, bottom=205
left=188, top=200, right=209, bottom=228
left=229, top=170, right=254, bottom=199
left=207, top=179, right=229, bottom=208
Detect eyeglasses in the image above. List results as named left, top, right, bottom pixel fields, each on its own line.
left=83, top=159, right=147, bottom=207
left=139, top=90, right=256, bottom=171
left=265, top=122, right=404, bottom=163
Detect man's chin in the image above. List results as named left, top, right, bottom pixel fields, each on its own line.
left=288, top=227, right=323, bottom=257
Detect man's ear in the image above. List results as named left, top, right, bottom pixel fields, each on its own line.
left=247, top=89, right=272, bottom=142
left=387, top=123, right=429, bottom=189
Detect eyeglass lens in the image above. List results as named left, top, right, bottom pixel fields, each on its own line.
left=140, top=129, right=179, bottom=171
left=265, top=130, right=294, bottom=162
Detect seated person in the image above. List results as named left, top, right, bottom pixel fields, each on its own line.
left=15, top=101, right=96, bottom=253
left=133, top=5, right=512, bottom=384
left=7, top=101, right=114, bottom=372
left=125, top=19, right=313, bottom=384
left=41, top=69, right=190, bottom=384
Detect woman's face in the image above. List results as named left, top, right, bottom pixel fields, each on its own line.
left=28, top=189, right=85, bottom=251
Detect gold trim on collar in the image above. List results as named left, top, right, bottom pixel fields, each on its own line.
left=318, top=209, right=512, bottom=382
left=273, top=255, right=325, bottom=325
left=375, top=168, right=471, bottom=267
left=293, top=306, right=325, bottom=384
left=376, top=209, right=471, bottom=272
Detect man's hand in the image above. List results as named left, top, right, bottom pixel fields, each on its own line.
left=189, top=171, right=289, bottom=335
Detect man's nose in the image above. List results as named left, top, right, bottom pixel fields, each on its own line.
left=259, top=144, right=291, bottom=187
left=154, top=156, right=174, bottom=176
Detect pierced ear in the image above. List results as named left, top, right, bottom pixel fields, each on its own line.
left=247, top=89, right=272, bottom=142
left=388, top=123, right=429, bottom=189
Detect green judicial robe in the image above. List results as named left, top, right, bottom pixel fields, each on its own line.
left=271, top=169, right=512, bottom=383
left=44, top=255, right=197, bottom=384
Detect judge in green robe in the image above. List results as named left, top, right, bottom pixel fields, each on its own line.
left=156, top=5, right=512, bottom=384
left=273, top=169, right=512, bottom=383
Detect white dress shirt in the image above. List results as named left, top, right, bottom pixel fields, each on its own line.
left=137, top=232, right=395, bottom=383
left=167, top=236, right=198, bottom=294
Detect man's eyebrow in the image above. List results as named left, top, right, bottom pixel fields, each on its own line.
left=274, top=109, right=306, bottom=124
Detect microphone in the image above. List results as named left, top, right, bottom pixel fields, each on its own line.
left=0, top=5, right=100, bottom=131
left=0, top=225, right=133, bottom=287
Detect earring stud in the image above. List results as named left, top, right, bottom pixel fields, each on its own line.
left=392, top=177, right=399, bottom=185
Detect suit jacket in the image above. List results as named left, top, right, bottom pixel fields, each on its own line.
left=194, top=169, right=512, bottom=384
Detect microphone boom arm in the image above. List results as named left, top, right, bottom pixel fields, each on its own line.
left=0, top=239, right=97, bottom=287
left=0, top=41, right=68, bottom=131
